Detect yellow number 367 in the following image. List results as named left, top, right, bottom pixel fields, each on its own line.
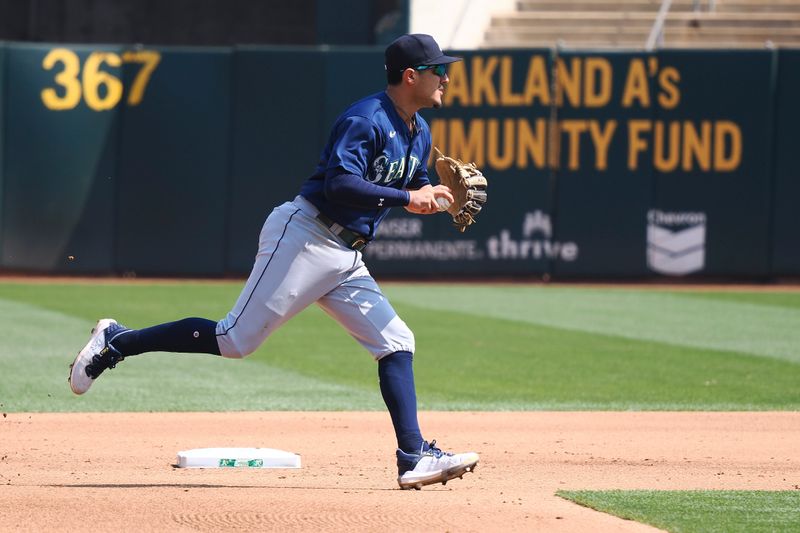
left=41, top=48, right=161, bottom=111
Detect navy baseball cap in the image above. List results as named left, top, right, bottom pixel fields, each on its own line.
left=385, top=34, right=462, bottom=71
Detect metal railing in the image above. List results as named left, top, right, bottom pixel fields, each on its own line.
left=647, top=0, right=717, bottom=50
left=646, top=0, right=674, bottom=50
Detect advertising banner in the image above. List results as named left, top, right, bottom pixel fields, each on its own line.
left=649, top=51, right=773, bottom=277
left=366, top=49, right=775, bottom=278
left=551, top=51, right=655, bottom=278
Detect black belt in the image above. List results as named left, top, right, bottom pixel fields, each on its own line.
left=316, top=212, right=369, bottom=251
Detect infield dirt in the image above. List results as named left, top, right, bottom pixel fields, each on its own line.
left=1, top=411, right=798, bottom=532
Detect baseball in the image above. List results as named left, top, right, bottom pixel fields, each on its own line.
left=436, top=197, right=451, bottom=211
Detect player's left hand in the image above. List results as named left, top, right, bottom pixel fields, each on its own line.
left=433, top=148, right=488, bottom=232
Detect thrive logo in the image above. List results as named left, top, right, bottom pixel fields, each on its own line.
left=487, top=210, right=578, bottom=261
left=647, top=209, right=706, bottom=276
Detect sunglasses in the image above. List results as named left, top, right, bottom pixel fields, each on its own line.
left=414, top=64, right=447, bottom=77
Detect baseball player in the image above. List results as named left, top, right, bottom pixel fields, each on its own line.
left=69, top=34, right=479, bottom=490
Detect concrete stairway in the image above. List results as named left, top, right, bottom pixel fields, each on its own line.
left=484, top=0, right=800, bottom=49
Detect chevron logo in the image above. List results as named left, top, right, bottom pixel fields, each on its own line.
left=646, top=210, right=706, bottom=276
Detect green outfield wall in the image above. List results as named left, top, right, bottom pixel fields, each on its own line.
left=0, top=42, right=797, bottom=279
left=115, top=48, right=232, bottom=276
left=2, top=44, right=120, bottom=273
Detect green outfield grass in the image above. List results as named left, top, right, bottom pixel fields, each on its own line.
left=558, top=490, right=800, bottom=533
left=1, top=281, right=799, bottom=412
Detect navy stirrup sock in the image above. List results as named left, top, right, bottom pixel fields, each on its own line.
left=378, top=351, right=424, bottom=454
left=111, top=317, right=221, bottom=357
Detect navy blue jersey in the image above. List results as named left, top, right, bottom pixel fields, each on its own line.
left=300, top=91, right=432, bottom=239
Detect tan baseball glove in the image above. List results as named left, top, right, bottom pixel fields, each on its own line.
left=433, top=148, right=488, bottom=232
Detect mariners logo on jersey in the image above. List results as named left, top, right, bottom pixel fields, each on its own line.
left=299, top=91, right=433, bottom=238
left=370, top=154, right=421, bottom=185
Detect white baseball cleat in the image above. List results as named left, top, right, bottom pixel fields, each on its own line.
left=68, top=318, right=129, bottom=395
left=396, top=440, right=479, bottom=490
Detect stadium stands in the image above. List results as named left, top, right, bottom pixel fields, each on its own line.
left=484, top=0, right=800, bottom=49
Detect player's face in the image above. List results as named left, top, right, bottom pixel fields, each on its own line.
left=414, top=65, right=449, bottom=109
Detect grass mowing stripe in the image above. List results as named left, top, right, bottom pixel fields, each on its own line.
left=257, top=301, right=800, bottom=411
left=383, top=285, right=800, bottom=364
left=677, top=290, right=800, bottom=310
left=0, top=298, right=381, bottom=412
left=0, top=282, right=239, bottom=325
left=397, top=301, right=800, bottom=410
left=4, top=282, right=799, bottom=363
left=557, top=490, right=800, bottom=533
